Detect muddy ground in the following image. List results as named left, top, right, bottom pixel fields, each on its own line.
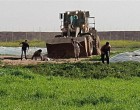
left=0, top=56, right=91, bottom=66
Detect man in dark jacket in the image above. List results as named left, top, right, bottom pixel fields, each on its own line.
left=101, top=42, right=111, bottom=64
left=20, top=40, right=29, bottom=60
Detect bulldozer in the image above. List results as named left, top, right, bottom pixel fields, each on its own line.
left=46, top=10, right=101, bottom=58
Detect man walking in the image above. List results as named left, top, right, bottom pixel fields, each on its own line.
left=101, top=42, right=111, bottom=64
left=20, top=40, right=29, bottom=60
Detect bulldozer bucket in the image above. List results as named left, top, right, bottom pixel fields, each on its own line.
left=46, top=37, right=88, bottom=58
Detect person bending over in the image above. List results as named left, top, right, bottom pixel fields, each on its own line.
left=101, top=42, right=111, bottom=64
left=32, top=49, right=42, bottom=61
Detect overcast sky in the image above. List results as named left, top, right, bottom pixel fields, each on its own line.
left=0, top=0, right=140, bottom=32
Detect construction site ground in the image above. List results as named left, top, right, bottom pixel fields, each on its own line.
left=0, top=55, right=91, bottom=66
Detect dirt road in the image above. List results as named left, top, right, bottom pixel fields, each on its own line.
left=0, top=56, right=90, bottom=66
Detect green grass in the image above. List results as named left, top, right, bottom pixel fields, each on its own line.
left=101, top=40, right=140, bottom=48
left=0, top=40, right=140, bottom=109
left=0, top=62, right=140, bottom=109
left=1, top=40, right=140, bottom=48
left=0, top=40, right=46, bottom=47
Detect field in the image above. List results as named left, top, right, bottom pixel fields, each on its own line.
left=0, top=40, right=46, bottom=47
left=0, top=40, right=140, bottom=48
left=1, top=62, right=140, bottom=110
left=0, top=40, right=140, bottom=109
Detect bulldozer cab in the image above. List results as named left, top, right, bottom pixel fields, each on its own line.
left=60, top=10, right=95, bottom=37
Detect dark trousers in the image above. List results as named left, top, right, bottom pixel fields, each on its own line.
left=21, top=49, right=27, bottom=60
left=101, top=52, right=109, bottom=64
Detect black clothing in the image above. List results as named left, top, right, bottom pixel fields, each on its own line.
left=21, top=42, right=29, bottom=50
left=20, top=42, right=29, bottom=60
left=101, top=51, right=109, bottom=64
left=21, top=50, right=27, bottom=60
left=101, top=44, right=111, bottom=64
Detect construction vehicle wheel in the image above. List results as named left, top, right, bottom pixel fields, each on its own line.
left=87, top=36, right=93, bottom=56
left=95, top=35, right=101, bottom=55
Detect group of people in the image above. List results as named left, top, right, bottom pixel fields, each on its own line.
left=71, top=39, right=111, bottom=64
left=66, top=15, right=111, bottom=64
left=20, top=40, right=44, bottom=61
left=20, top=39, right=111, bottom=64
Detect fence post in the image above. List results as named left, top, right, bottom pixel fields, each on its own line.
left=39, top=27, right=41, bottom=41
left=138, top=32, right=140, bottom=41
left=26, top=32, right=27, bottom=40
left=123, top=31, right=125, bottom=40
left=123, top=31, right=125, bottom=48
left=109, top=31, right=111, bottom=40
left=12, top=32, right=14, bottom=42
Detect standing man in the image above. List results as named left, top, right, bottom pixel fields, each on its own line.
left=71, top=38, right=82, bottom=61
left=101, top=42, right=111, bottom=64
left=68, top=15, right=81, bottom=38
left=73, top=15, right=81, bottom=37
left=20, top=40, right=29, bottom=60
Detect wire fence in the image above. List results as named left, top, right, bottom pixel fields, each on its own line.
left=98, top=31, right=140, bottom=41
left=0, top=31, right=140, bottom=42
left=0, top=32, right=60, bottom=42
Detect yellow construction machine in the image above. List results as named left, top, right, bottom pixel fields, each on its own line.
left=46, top=10, right=101, bottom=58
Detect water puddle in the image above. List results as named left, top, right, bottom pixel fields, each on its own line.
left=0, top=47, right=47, bottom=56
left=1, top=47, right=140, bottom=63
left=110, top=49, right=140, bottom=62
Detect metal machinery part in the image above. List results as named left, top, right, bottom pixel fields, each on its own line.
left=46, top=10, right=101, bottom=58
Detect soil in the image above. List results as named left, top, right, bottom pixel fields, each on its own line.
left=0, top=56, right=90, bottom=66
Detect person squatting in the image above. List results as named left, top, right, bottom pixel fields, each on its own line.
left=32, top=49, right=43, bottom=60
left=101, top=42, right=111, bottom=64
